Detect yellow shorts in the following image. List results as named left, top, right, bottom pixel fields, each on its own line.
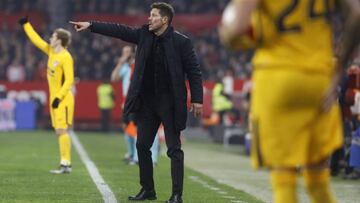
left=250, top=69, right=343, bottom=169
left=50, top=93, right=74, bottom=129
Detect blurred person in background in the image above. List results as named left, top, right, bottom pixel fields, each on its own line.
left=6, top=59, right=25, bottom=82
left=212, top=78, right=234, bottom=125
left=19, top=17, right=75, bottom=174
left=0, top=85, right=16, bottom=131
left=97, top=78, right=115, bottom=132
left=342, top=62, right=360, bottom=179
left=111, top=45, right=137, bottom=162
left=331, top=62, right=359, bottom=178
left=219, top=0, right=360, bottom=203
left=111, top=45, right=161, bottom=166
left=222, top=69, right=234, bottom=96
left=70, top=2, right=203, bottom=202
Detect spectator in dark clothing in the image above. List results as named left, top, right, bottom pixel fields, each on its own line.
left=70, top=2, right=203, bottom=203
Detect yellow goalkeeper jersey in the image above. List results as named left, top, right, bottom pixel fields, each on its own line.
left=23, top=22, right=74, bottom=101
left=252, top=0, right=337, bottom=74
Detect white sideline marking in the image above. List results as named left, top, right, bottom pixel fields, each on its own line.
left=189, top=176, right=245, bottom=202
left=70, top=131, right=117, bottom=203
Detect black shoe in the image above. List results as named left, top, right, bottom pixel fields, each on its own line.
left=165, top=194, right=182, bottom=203
left=128, top=188, right=156, bottom=201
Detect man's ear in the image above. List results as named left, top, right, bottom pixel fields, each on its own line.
left=162, top=16, right=169, bottom=24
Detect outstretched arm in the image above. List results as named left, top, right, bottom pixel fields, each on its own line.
left=69, top=21, right=140, bottom=44
left=20, top=17, right=50, bottom=55
left=69, top=21, right=91, bottom=32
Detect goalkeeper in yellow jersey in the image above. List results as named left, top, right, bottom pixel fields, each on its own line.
left=19, top=17, right=74, bottom=174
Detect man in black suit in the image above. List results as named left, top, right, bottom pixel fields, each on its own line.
left=70, top=2, right=203, bottom=203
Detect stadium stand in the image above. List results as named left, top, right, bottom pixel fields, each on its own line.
left=0, top=0, right=252, bottom=81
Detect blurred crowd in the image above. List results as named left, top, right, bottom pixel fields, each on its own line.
left=0, top=0, right=253, bottom=82
left=70, top=0, right=228, bottom=14
left=0, top=0, right=47, bottom=12
left=0, top=0, right=228, bottom=14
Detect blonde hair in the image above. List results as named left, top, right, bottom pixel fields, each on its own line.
left=55, top=28, right=71, bottom=47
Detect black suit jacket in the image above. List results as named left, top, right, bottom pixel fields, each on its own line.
left=90, top=22, right=203, bottom=131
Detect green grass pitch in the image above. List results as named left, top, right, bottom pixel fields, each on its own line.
left=0, top=131, right=263, bottom=203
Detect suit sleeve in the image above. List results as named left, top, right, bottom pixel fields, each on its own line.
left=90, top=21, right=141, bottom=44
left=56, top=54, right=74, bottom=100
left=23, top=22, right=50, bottom=55
left=181, top=38, right=203, bottom=104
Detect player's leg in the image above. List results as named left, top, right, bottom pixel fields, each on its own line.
left=50, top=98, right=74, bottom=174
left=49, top=128, right=72, bottom=174
left=302, top=159, right=336, bottom=203
left=132, top=137, right=139, bottom=164
left=57, top=128, right=72, bottom=166
left=125, top=121, right=138, bottom=164
left=150, top=134, right=160, bottom=165
left=49, top=127, right=72, bottom=174
left=302, top=106, right=341, bottom=203
left=270, top=168, right=298, bottom=203
left=123, top=133, right=133, bottom=161
left=303, top=99, right=342, bottom=203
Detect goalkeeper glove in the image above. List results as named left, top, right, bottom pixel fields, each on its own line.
left=18, top=16, right=28, bottom=25
left=52, top=98, right=61, bottom=109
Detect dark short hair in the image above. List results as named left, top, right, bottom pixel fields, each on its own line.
left=55, top=28, right=71, bottom=47
left=151, top=2, right=175, bottom=25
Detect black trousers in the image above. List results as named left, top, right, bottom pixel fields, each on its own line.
left=100, top=109, right=111, bottom=132
left=136, top=93, right=184, bottom=195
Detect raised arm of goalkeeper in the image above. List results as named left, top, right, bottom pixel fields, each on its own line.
left=19, top=17, right=50, bottom=55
